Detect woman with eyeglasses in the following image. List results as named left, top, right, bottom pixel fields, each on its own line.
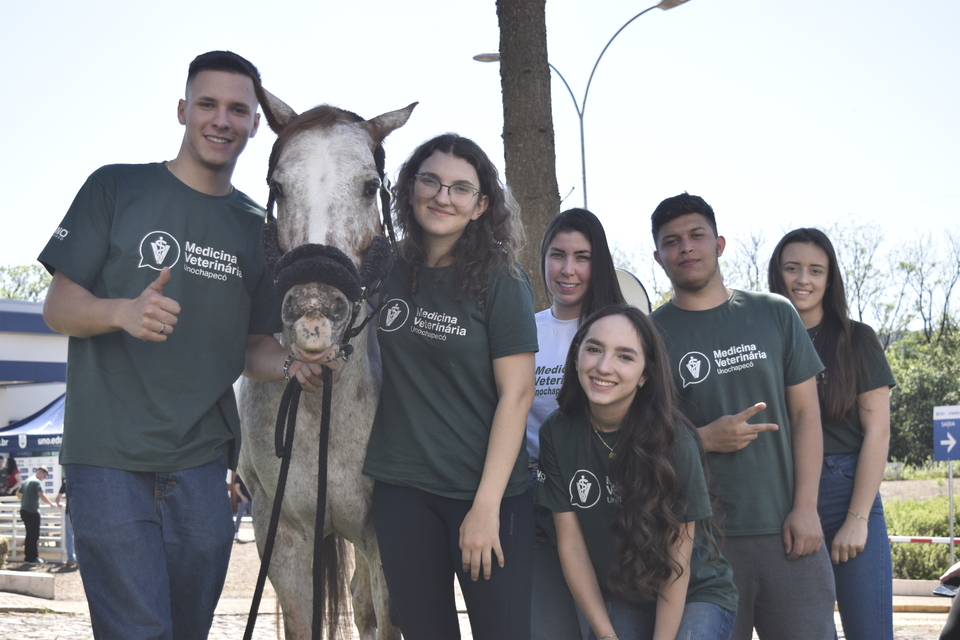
left=537, top=305, right=737, bottom=640
left=363, top=134, right=537, bottom=639
left=768, top=229, right=895, bottom=640
left=528, top=208, right=626, bottom=638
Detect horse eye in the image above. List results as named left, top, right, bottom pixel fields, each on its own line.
left=363, top=179, right=380, bottom=199
left=271, top=182, right=285, bottom=200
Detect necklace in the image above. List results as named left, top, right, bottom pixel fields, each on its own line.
left=592, top=425, right=616, bottom=459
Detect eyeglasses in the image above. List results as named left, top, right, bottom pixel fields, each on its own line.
left=414, top=174, right=481, bottom=206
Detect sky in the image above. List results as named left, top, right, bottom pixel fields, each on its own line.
left=2, top=0, right=958, bottom=287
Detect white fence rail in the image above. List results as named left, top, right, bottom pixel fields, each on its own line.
left=0, top=495, right=69, bottom=563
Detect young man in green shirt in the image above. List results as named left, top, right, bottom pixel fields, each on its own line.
left=648, top=193, right=835, bottom=640
left=38, top=51, right=327, bottom=639
left=17, top=465, right=54, bottom=563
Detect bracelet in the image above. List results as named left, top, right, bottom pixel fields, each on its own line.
left=847, top=510, right=869, bottom=523
left=282, top=353, right=295, bottom=381
left=599, top=635, right=620, bottom=640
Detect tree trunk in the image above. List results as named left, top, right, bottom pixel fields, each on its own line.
left=497, top=0, right=561, bottom=312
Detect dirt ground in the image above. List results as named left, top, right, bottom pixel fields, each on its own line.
left=7, top=478, right=960, bottom=605
left=4, top=523, right=267, bottom=602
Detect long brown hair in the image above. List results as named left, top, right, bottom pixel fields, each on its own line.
left=392, top=134, right=523, bottom=306
left=557, top=305, right=700, bottom=600
left=768, top=228, right=866, bottom=422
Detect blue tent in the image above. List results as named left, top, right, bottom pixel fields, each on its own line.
left=0, top=394, right=64, bottom=453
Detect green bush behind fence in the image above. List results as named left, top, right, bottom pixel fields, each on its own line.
left=886, top=496, right=960, bottom=580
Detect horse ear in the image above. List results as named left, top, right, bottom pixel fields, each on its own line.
left=363, top=102, right=418, bottom=143
left=254, top=84, right=298, bottom=134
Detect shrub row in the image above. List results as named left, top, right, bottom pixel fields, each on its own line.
left=886, top=496, right=960, bottom=580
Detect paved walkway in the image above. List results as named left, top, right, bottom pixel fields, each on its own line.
left=0, top=587, right=952, bottom=639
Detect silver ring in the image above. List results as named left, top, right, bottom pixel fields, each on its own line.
left=158, top=324, right=166, bottom=335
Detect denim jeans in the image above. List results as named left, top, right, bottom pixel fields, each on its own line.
left=66, top=458, right=234, bottom=640
left=819, top=453, right=894, bottom=640
left=530, top=469, right=582, bottom=640
left=587, top=598, right=735, bottom=640
left=63, top=508, right=77, bottom=562
left=234, top=499, right=252, bottom=536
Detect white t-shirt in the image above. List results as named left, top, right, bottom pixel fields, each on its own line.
left=525, top=309, right=579, bottom=460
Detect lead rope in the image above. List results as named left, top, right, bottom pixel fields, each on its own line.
left=243, top=367, right=333, bottom=640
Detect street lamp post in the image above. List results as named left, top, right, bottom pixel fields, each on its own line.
left=474, top=0, right=690, bottom=208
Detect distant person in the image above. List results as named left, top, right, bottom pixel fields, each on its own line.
left=17, top=465, right=54, bottom=563
left=56, top=478, right=77, bottom=565
left=231, top=473, right=252, bottom=542
left=1, top=456, right=22, bottom=496
left=648, top=193, right=835, bottom=639
left=37, top=51, right=327, bottom=639
left=538, top=305, right=738, bottom=639
left=527, top=208, right=626, bottom=639
left=769, top=228, right=896, bottom=640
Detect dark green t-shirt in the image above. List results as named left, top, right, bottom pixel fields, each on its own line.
left=536, top=410, right=737, bottom=612
left=38, top=163, right=281, bottom=472
left=811, top=322, right=896, bottom=456
left=19, top=477, right=44, bottom=513
left=363, top=258, right=539, bottom=500
left=650, top=290, right=823, bottom=536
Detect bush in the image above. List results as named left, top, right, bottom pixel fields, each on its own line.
left=886, top=497, right=960, bottom=579
left=0, top=535, right=7, bottom=568
left=888, top=331, right=960, bottom=467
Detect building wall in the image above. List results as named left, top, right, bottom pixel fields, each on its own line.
left=0, top=300, right=67, bottom=425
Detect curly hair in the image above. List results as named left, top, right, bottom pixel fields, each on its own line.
left=768, top=228, right=873, bottom=422
left=540, top=208, right=625, bottom=324
left=557, top=304, right=705, bottom=601
left=392, top=134, right=523, bottom=306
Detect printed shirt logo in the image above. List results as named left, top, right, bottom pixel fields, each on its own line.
left=569, top=469, right=602, bottom=509
left=679, top=351, right=711, bottom=388
left=378, top=299, right=410, bottom=332
left=138, top=231, right=181, bottom=270
left=52, top=226, right=69, bottom=241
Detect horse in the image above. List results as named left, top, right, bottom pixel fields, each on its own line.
left=237, top=87, right=415, bottom=640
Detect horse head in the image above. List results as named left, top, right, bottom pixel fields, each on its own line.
left=254, top=85, right=415, bottom=355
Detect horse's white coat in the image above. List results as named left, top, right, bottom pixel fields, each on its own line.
left=238, top=92, right=414, bottom=640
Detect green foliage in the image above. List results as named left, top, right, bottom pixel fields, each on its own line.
left=0, top=264, right=51, bottom=302
left=886, top=497, right=960, bottom=579
left=899, top=461, right=953, bottom=481
left=888, top=330, right=960, bottom=466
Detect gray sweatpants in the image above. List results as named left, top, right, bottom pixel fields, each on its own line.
left=722, top=533, right=836, bottom=640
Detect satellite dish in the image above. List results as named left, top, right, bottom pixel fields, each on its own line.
left=615, top=269, right=652, bottom=314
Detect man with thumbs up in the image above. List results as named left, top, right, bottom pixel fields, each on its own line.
left=36, top=51, right=324, bottom=639
left=648, top=193, right=836, bottom=640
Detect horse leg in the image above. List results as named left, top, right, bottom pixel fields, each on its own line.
left=351, top=549, right=377, bottom=640
left=352, top=534, right=400, bottom=640
left=262, top=518, right=315, bottom=639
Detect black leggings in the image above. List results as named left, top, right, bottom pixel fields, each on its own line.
left=942, top=594, right=960, bottom=640
left=373, top=481, right=533, bottom=640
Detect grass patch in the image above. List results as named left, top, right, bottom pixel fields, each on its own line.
left=894, top=461, right=956, bottom=481
left=886, top=496, right=960, bottom=579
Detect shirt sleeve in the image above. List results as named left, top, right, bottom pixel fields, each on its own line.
left=484, top=265, right=539, bottom=360
left=536, top=414, right=574, bottom=513
left=854, top=323, right=896, bottom=393
left=669, top=427, right=712, bottom=523
left=246, top=263, right=283, bottom=335
left=38, top=166, right=116, bottom=290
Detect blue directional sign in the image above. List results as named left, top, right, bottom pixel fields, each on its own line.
left=934, top=405, right=960, bottom=461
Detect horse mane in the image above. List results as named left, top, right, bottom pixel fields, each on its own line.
left=267, top=105, right=386, bottom=185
